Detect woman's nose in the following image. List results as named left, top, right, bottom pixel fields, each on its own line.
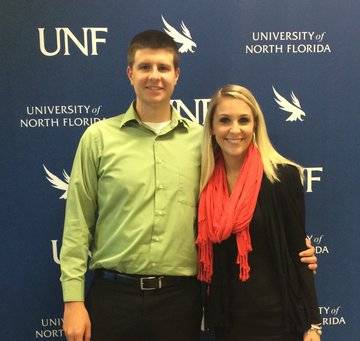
left=230, top=122, right=241, bottom=133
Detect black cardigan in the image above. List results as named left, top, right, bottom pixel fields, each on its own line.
left=206, top=164, right=321, bottom=333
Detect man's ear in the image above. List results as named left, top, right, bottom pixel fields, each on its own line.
left=127, top=66, right=133, bottom=84
left=175, top=67, right=180, bottom=84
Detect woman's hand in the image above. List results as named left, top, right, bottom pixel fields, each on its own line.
left=303, top=329, right=321, bottom=341
left=299, top=238, right=318, bottom=272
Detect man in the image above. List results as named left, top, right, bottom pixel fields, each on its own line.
left=60, top=30, right=317, bottom=341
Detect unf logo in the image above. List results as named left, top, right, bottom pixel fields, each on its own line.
left=161, top=15, right=196, bottom=53
left=38, top=27, right=108, bottom=56
left=272, top=86, right=306, bottom=122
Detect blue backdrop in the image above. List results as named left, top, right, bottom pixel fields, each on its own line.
left=2, top=1, right=359, bottom=339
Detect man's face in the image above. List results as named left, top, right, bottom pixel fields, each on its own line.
left=127, top=48, right=180, bottom=108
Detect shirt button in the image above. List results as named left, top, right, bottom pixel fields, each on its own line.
left=157, top=184, right=164, bottom=189
left=151, top=262, right=156, bottom=267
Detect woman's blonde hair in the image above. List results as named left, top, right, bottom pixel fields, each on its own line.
left=200, top=84, right=303, bottom=192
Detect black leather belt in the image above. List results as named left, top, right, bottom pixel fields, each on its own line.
left=94, top=269, right=194, bottom=291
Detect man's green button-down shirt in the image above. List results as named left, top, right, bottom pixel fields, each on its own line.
left=60, top=104, right=202, bottom=301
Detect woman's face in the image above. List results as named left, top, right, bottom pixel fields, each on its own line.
left=212, top=97, right=255, bottom=164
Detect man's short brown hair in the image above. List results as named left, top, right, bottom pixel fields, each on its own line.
left=127, top=30, right=179, bottom=68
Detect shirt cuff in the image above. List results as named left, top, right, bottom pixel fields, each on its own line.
left=62, top=279, right=85, bottom=302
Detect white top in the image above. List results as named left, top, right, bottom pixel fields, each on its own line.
left=143, top=121, right=171, bottom=134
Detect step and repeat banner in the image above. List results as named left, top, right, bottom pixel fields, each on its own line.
left=2, top=1, right=359, bottom=340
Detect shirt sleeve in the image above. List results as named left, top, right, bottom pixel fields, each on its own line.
left=277, top=165, right=321, bottom=325
left=60, top=126, right=100, bottom=301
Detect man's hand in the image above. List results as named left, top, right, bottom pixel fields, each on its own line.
left=63, top=301, right=91, bottom=341
left=299, top=238, right=318, bottom=272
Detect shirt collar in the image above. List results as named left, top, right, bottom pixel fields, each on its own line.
left=118, top=102, right=140, bottom=128
left=119, top=102, right=190, bottom=131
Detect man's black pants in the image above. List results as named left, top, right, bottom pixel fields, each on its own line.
left=86, top=273, right=202, bottom=341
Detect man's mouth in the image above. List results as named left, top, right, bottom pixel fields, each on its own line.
left=146, top=85, right=163, bottom=91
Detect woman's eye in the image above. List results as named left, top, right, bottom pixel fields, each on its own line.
left=239, top=117, right=250, bottom=124
left=219, top=117, right=230, bottom=123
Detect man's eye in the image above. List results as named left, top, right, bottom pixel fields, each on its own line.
left=159, top=66, right=170, bottom=72
left=139, top=65, right=150, bottom=70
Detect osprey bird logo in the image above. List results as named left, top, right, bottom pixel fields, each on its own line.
left=161, top=15, right=197, bottom=53
left=272, top=86, right=306, bottom=122
left=43, top=164, right=69, bottom=199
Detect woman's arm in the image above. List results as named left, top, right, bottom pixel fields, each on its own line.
left=277, top=165, right=322, bottom=329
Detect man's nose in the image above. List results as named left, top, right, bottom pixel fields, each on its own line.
left=149, top=67, right=161, bottom=79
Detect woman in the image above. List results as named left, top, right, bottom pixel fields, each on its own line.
left=197, top=85, right=321, bottom=341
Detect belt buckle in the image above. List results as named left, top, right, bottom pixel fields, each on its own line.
left=140, top=276, right=162, bottom=290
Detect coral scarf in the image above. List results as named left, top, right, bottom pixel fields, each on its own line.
left=197, top=144, right=264, bottom=283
